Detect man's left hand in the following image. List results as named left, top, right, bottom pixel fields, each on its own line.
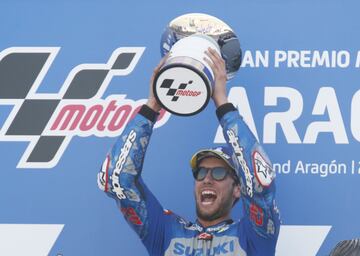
left=203, top=48, right=228, bottom=107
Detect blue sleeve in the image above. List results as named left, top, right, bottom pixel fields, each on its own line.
left=97, top=111, right=167, bottom=255
left=218, top=104, right=281, bottom=255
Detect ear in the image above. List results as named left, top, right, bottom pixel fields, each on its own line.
left=233, top=183, right=241, bottom=199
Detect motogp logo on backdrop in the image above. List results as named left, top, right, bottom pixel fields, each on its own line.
left=0, top=47, right=169, bottom=169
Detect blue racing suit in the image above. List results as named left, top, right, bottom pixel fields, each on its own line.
left=97, top=103, right=281, bottom=256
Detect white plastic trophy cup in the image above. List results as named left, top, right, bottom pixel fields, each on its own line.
left=154, top=34, right=220, bottom=116
left=153, top=13, right=241, bottom=116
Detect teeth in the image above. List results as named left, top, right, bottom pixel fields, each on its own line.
left=201, top=190, right=216, bottom=196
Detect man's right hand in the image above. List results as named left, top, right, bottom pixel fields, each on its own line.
left=146, top=55, right=169, bottom=112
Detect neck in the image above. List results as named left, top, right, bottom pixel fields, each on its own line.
left=197, top=213, right=231, bottom=228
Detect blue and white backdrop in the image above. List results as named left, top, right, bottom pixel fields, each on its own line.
left=0, top=0, right=359, bottom=255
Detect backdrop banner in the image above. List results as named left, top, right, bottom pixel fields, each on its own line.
left=0, top=1, right=359, bottom=255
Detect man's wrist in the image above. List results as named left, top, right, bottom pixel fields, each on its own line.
left=216, top=103, right=236, bottom=121
left=146, top=99, right=162, bottom=112
left=139, top=104, right=159, bottom=123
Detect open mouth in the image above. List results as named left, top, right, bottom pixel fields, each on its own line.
left=200, top=190, right=217, bottom=205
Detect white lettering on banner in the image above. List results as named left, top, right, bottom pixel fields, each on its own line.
left=227, top=129, right=253, bottom=197
left=264, top=87, right=303, bottom=144
left=213, top=86, right=359, bottom=144
left=303, top=87, right=348, bottom=143
left=111, top=130, right=136, bottom=200
left=274, top=160, right=360, bottom=177
left=273, top=160, right=291, bottom=174
left=295, top=160, right=347, bottom=178
left=274, top=50, right=350, bottom=68
left=351, top=161, right=360, bottom=174
left=241, top=50, right=269, bottom=68
left=355, top=51, right=360, bottom=68
left=233, top=50, right=360, bottom=68
left=351, top=90, right=360, bottom=141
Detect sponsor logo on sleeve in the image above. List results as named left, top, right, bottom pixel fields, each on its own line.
left=121, top=207, right=143, bottom=225
left=97, top=155, right=110, bottom=192
left=111, top=130, right=136, bottom=200
left=227, top=129, right=253, bottom=197
left=252, top=151, right=275, bottom=187
left=250, top=203, right=264, bottom=226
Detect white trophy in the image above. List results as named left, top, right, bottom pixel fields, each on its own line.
left=153, top=13, right=242, bottom=116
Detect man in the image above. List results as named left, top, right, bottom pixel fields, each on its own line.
left=97, top=48, right=281, bottom=255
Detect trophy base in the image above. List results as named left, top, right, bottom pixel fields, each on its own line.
left=153, top=56, right=212, bottom=116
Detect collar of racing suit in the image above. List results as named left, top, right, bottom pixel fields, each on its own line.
left=195, top=219, right=234, bottom=234
left=194, top=219, right=234, bottom=241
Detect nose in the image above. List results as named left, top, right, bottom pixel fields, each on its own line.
left=202, top=169, right=214, bottom=183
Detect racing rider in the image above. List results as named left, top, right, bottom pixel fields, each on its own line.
left=97, top=48, right=281, bottom=255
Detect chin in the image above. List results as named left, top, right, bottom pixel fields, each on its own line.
left=196, top=202, right=221, bottom=221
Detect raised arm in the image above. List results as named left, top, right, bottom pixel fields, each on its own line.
left=204, top=48, right=280, bottom=252
left=97, top=59, right=168, bottom=255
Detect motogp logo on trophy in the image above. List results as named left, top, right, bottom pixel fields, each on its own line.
left=0, top=47, right=168, bottom=169
left=159, top=79, right=201, bottom=102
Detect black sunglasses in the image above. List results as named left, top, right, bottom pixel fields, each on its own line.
left=193, top=167, right=233, bottom=181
